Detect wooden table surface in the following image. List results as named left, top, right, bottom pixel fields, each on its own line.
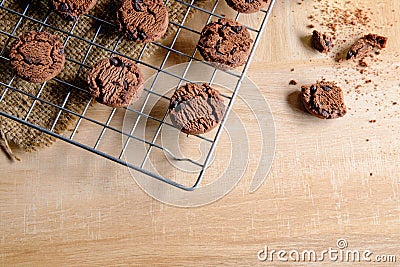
left=1, top=0, right=400, bottom=266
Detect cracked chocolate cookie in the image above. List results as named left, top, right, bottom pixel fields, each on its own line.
left=116, top=0, right=169, bottom=43
left=225, top=0, right=270, bottom=14
left=312, top=30, right=332, bottom=53
left=87, top=56, right=144, bottom=108
left=301, top=81, right=347, bottom=119
left=52, top=0, right=97, bottom=21
left=9, top=31, right=65, bottom=83
left=169, top=83, right=226, bottom=135
left=197, top=18, right=253, bottom=68
left=347, top=34, right=387, bottom=60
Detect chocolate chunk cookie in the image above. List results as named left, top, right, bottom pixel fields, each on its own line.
left=347, top=34, right=387, bottom=60
left=301, top=81, right=347, bottom=119
left=169, top=83, right=226, bottom=135
left=116, top=0, right=169, bottom=43
left=197, top=18, right=253, bottom=68
left=225, top=0, right=270, bottom=14
left=52, top=0, right=97, bottom=21
left=9, top=31, right=65, bottom=83
left=312, top=30, right=332, bottom=53
left=87, top=56, right=144, bottom=108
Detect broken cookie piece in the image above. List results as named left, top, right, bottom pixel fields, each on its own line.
left=301, top=81, right=347, bottom=119
left=346, top=34, right=387, bottom=60
left=311, top=30, right=332, bottom=53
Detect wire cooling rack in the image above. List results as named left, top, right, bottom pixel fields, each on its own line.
left=0, top=0, right=275, bottom=190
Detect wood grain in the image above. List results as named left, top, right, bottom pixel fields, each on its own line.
left=1, top=0, right=400, bottom=266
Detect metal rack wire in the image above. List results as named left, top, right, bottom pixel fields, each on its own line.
left=0, top=0, right=275, bottom=190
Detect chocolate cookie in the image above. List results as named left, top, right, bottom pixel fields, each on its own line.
left=169, top=83, right=226, bottom=135
left=52, top=0, right=97, bottom=21
left=301, top=81, right=347, bottom=119
left=116, top=0, right=169, bottom=43
left=312, top=30, right=332, bottom=53
left=9, top=31, right=65, bottom=83
left=225, top=0, right=270, bottom=14
left=87, top=56, right=144, bottom=108
left=347, top=34, right=387, bottom=60
left=197, top=18, right=253, bottom=68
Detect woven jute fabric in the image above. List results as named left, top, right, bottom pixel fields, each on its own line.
left=0, top=0, right=207, bottom=154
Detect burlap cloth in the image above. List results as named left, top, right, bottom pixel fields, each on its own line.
left=0, top=0, right=208, bottom=158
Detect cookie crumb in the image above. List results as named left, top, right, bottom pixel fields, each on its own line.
left=359, top=59, right=368, bottom=67
left=369, top=119, right=376, bottom=123
left=289, top=80, right=298, bottom=85
left=311, top=30, right=332, bottom=53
